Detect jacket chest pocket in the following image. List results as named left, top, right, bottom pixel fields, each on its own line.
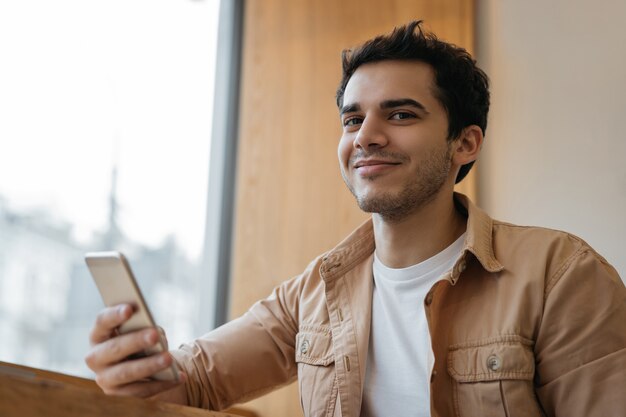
left=447, top=337, right=544, bottom=417
left=295, top=329, right=338, bottom=417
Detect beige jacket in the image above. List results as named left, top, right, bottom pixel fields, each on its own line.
left=172, top=194, right=626, bottom=417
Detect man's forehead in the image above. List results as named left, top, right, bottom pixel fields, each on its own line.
left=342, top=60, right=437, bottom=110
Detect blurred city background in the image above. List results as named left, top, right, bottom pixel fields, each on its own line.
left=0, top=0, right=220, bottom=377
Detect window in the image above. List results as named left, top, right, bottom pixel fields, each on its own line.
left=0, top=0, right=221, bottom=376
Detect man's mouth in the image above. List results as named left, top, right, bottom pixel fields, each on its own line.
left=354, top=159, right=401, bottom=168
left=353, top=159, right=401, bottom=176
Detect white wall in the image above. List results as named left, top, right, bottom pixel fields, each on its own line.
left=475, top=0, right=626, bottom=278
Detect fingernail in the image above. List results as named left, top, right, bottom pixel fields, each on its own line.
left=118, top=305, right=128, bottom=317
left=158, top=354, right=169, bottom=366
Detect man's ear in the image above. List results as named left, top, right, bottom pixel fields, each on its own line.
left=451, top=125, right=483, bottom=166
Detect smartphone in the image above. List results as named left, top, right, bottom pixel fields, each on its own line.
left=85, top=251, right=179, bottom=381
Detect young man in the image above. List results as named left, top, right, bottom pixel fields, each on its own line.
left=86, top=21, right=626, bottom=417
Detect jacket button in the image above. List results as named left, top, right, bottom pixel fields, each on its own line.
left=425, top=292, right=434, bottom=306
left=300, top=339, right=310, bottom=355
left=487, top=354, right=501, bottom=371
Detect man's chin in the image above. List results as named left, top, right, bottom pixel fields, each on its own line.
left=354, top=187, right=444, bottom=222
left=355, top=193, right=400, bottom=214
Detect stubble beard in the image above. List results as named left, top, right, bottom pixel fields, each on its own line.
left=342, top=146, right=452, bottom=223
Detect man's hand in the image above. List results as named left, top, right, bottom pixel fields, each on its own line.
left=85, top=303, right=188, bottom=403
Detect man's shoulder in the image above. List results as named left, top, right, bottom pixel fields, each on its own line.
left=492, top=220, right=593, bottom=252
left=490, top=219, right=613, bottom=279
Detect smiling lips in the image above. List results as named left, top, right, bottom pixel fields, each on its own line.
left=354, top=159, right=401, bottom=176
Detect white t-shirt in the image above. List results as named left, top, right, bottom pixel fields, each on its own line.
left=360, top=233, right=466, bottom=417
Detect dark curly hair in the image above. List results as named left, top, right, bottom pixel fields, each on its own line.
left=336, top=20, right=490, bottom=184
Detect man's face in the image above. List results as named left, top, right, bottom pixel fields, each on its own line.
left=338, top=60, right=455, bottom=220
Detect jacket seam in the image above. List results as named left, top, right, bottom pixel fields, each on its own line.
left=448, top=334, right=534, bottom=350
left=543, top=245, right=587, bottom=301
left=452, top=377, right=461, bottom=417
left=341, top=271, right=363, bottom=416
left=298, top=324, right=332, bottom=334
left=492, top=221, right=584, bottom=237
left=449, top=371, right=535, bottom=381
left=324, top=377, right=339, bottom=417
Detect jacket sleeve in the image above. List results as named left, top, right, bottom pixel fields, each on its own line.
left=534, top=244, right=626, bottom=416
left=170, top=263, right=312, bottom=410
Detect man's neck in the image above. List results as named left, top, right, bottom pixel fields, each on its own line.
left=372, top=193, right=467, bottom=269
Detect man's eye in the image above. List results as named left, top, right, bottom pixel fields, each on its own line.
left=390, top=112, right=416, bottom=120
left=343, top=117, right=363, bottom=127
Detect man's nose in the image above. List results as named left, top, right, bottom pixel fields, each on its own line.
left=353, top=118, right=389, bottom=150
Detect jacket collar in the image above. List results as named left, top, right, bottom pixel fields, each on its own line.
left=454, top=193, right=504, bottom=273
left=320, top=192, right=503, bottom=282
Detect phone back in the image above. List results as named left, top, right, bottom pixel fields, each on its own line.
left=85, top=252, right=157, bottom=336
left=85, top=251, right=178, bottom=381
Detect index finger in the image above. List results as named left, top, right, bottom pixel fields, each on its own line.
left=89, top=304, right=134, bottom=345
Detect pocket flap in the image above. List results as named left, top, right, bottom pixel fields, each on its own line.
left=295, top=328, right=334, bottom=366
left=447, top=336, right=535, bottom=383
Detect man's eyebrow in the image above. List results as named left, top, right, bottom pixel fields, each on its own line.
left=340, top=103, right=360, bottom=116
left=340, top=98, right=429, bottom=115
left=380, top=98, right=429, bottom=113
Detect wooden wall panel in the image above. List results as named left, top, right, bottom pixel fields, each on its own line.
left=230, top=1, right=475, bottom=416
